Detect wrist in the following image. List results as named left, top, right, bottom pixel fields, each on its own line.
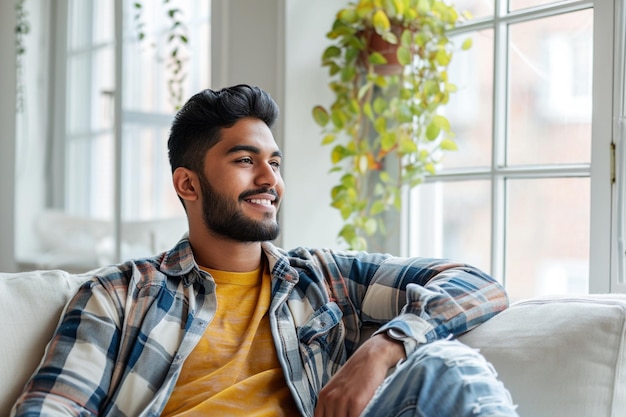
left=373, top=332, right=406, bottom=368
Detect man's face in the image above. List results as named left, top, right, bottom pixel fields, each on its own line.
left=198, top=117, right=284, bottom=242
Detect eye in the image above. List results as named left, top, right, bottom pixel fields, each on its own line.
left=270, top=160, right=281, bottom=170
left=236, top=157, right=254, bottom=165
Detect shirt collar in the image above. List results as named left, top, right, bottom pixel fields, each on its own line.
left=157, top=234, right=299, bottom=284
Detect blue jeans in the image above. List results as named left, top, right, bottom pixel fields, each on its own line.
left=360, top=339, right=520, bottom=417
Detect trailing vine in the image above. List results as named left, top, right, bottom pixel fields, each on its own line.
left=133, top=0, right=189, bottom=110
left=15, top=0, right=30, bottom=113
left=163, top=0, right=189, bottom=110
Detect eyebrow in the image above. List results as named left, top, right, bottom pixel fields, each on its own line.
left=226, top=145, right=283, bottom=158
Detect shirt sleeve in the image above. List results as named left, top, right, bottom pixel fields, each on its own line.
left=329, top=252, right=509, bottom=356
left=11, top=276, right=123, bottom=416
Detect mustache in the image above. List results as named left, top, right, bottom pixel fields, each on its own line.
left=239, top=188, right=280, bottom=201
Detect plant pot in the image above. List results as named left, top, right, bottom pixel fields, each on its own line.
left=360, top=27, right=405, bottom=76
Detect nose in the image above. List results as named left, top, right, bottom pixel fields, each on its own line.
left=255, top=161, right=280, bottom=188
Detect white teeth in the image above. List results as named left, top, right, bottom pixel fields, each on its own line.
left=249, top=199, right=272, bottom=206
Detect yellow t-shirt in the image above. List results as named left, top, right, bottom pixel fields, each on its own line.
left=161, top=263, right=299, bottom=416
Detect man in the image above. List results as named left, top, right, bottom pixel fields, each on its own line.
left=12, top=85, right=519, bottom=416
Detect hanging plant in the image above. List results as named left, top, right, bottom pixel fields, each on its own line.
left=163, top=0, right=189, bottom=110
left=133, top=0, right=189, bottom=110
left=312, top=0, right=471, bottom=250
left=15, top=0, right=30, bottom=113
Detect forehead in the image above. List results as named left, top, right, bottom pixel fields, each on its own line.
left=210, top=118, right=281, bottom=156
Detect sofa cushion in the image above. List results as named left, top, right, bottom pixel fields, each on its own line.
left=458, top=294, right=626, bottom=417
left=0, top=270, right=88, bottom=414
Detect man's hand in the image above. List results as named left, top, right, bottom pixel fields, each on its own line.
left=313, top=332, right=406, bottom=417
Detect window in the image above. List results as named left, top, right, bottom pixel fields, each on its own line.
left=407, top=0, right=622, bottom=300
left=18, top=0, right=210, bottom=271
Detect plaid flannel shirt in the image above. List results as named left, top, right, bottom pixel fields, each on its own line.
left=12, top=235, right=508, bottom=417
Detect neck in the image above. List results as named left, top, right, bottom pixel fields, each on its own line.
left=188, top=227, right=264, bottom=272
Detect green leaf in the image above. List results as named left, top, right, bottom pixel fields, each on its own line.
left=417, top=0, right=431, bottom=14
left=370, top=200, right=386, bottom=216
left=426, top=122, right=441, bottom=141
left=338, top=8, right=358, bottom=24
left=322, top=133, right=336, bottom=145
left=392, top=0, right=405, bottom=15
left=312, top=106, right=330, bottom=127
left=358, top=82, right=372, bottom=100
left=462, top=37, right=473, bottom=50
left=340, top=205, right=353, bottom=220
left=331, top=145, right=347, bottom=164
left=432, top=114, right=451, bottom=131
left=400, top=29, right=412, bottom=47
left=372, top=9, right=391, bottom=34
left=340, top=65, right=357, bottom=82
left=349, top=98, right=360, bottom=114
left=399, top=138, right=418, bottom=154
left=397, top=45, right=411, bottom=66
left=381, top=132, right=396, bottom=151
left=368, top=52, right=388, bottom=65
left=330, top=109, right=346, bottom=129
left=364, top=217, right=378, bottom=235
left=373, top=97, right=387, bottom=114
left=436, top=49, right=451, bottom=66
left=380, top=31, right=398, bottom=44
left=374, top=117, right=386, bottom=134
left=328, top=62, right=341, bottom=76
left=341, top=173, right=357, bottom=188
left=322, top=46, right=342, bottom=61
left=440, top=138, right=458, bottom=151
left=345, top=46, right=360, bottom=63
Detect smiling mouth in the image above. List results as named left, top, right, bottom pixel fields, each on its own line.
left=247, top=198, right=273, bottom=207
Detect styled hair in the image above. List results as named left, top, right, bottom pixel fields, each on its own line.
left=167, top=84, right=279, bottom=174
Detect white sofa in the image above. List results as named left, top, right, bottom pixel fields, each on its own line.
left=2, top=269, right=625, bottom=416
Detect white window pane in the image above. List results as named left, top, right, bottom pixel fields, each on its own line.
left=508, top=10, right=593, bottom=166
left=505, top=178, right=590, bottom=301
left=67, top=54, right=92, bottom=133
left=409, top=181, right=492, bottom=274
left=121, top=124, right=184, bottom=221
left=442, top=29, right=494, bottom=169
left=66, top=134, right=114, bottom=219
left=68, top=0, right=91, bottom=49
left=93, top=0, right=114, bottom=44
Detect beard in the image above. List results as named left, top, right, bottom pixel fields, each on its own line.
left=198, top=172, right=280, bottom=242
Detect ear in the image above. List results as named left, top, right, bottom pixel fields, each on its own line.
left=172, top=167, right=200, bottom=203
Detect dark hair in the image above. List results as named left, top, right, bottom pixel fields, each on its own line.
left=167, top=84, right=279, bottom=173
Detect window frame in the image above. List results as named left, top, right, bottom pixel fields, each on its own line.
left=405, top=0, right=622, bottom=294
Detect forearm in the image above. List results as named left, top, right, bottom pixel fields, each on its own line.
left=402, top=261, right=509, bottom=338
left=367, top=259, right=509, bottom=353
left=315, top=333, right=405, bottom=417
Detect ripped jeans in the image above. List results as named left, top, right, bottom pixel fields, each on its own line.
left=360, top=339, right=520, bottom=417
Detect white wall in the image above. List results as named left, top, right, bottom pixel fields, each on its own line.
left=14, top=1, right=51, bottom=264
left=282, top=0, right=346, bottom=249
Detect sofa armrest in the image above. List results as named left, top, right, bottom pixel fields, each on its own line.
left=459, top=294, right=626, bottom=417
left=0, top=270, right=88, bottom=415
